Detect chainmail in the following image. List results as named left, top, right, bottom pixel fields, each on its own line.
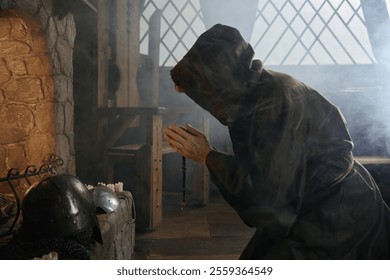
left=0, top=227, right=95, bottom=260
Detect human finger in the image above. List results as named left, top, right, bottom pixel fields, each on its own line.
left=165, top=125, right=194, bottom=140
left=164, top=133, right=185, bottom=155
left=184, top=123, right=204, bottom=137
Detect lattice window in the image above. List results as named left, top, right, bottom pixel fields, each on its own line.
left=140, top=0, right=205, bottom=66
left=140, top=0, right=377, bottom=66
left=253, top=0, right=376, bottom=65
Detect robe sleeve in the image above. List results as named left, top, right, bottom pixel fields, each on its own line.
left=206, top=81, right=308, bottom=239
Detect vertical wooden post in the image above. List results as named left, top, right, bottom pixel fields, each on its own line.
left=98, top=0, right=141, bottom=107
left=148, top=114, right=163, bottom=228
left=115, top=0, right=141, bottom=107
left=148, top=10, right=162, bottom=106
left=136, top=114, right=163, bottom=229
left=97, top=0, right=109, bottom=107
left=127, top=0, right=141, bottom=106
left=115, top=0, right=130, bottom=106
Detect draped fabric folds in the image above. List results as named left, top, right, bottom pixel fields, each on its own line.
left=171, top=24, right=390, bottom=259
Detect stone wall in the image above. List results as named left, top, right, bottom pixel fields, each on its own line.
left=90, top=191, right=136, bottom=260
left=0, top=0, right=76, bottom=180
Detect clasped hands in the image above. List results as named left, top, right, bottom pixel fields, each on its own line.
left=163, top=123, right=212, bottom=164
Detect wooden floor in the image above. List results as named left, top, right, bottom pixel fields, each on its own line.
left=132, top=192, right=255, bottom=260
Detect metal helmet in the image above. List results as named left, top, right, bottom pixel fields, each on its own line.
left=89, top=186, right=119, bottom=214
left=21, top=174, right=97, bottom=241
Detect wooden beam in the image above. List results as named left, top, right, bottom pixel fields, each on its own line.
left=97, top=0, right=109, bottom=107
left=148, top=9, right=162, bottom=106
left=134, top=114, right=163, bottom=229
left=127, top=0, right=141, bottom=106
left=97, top=106, right=167, bottom=116
left=115, top=0, right=130, bottom=106
left=355, top=156, right=390, bottom=165
left=148, top=114, right=163, bottom=228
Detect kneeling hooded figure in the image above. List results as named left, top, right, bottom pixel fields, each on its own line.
left=168, top=23, right=390, bottom=259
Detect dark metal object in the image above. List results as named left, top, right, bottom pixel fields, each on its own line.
left=0, top=154, right=63, bottom=183
left=181, top=156, right=187, bottom=209
left=0, top=154, right=63, bottom=238
left=89, top=186, right=119, bottom=213
left=5, top=168, right=21, bottom=236
left=21, top=174, right=97, bottom=241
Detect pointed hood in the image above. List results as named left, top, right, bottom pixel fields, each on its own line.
left=170, top=24, right=262, bottom=125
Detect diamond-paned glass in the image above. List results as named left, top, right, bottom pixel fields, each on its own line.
left=140, top=0, right=376, bottom=66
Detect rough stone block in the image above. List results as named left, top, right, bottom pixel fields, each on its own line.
left=0, top=59, right=11, bottom=84
left=0, top=40, right=31, bottom=56
left=0, top=18, right=11, bottom=39
left=8, top=58, right=27, bottom=76
left=26, top=55, right=52, bottom=76
left=90, top=191, right=136, bottom=260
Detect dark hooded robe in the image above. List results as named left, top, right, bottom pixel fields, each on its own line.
left=170, top=24, right=390, bottom=259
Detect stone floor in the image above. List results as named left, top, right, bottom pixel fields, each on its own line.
left=132, top=192, right=255, bottom=260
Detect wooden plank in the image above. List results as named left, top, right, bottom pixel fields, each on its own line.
left=97, top=0, right=109, bottom=107
left=133, top=195, right=255, bottom=260
left=127, top=0, right=141, bottom=106
left=97, top=106, right=167, bottom=116
left=115, top=0, right=130, bottom=106
left=161, top=64, right=386, bottom=96
left=165, top=107, right=205, bottom=115
left=108, top=144, right=144, bottom=154
left=148, top=10, right=162, bottom=106
left=149, top=114, right=163, bottom=228
left=355, top=156, right=390, bottom=165
left=132, top=114, right=163, bottom=230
